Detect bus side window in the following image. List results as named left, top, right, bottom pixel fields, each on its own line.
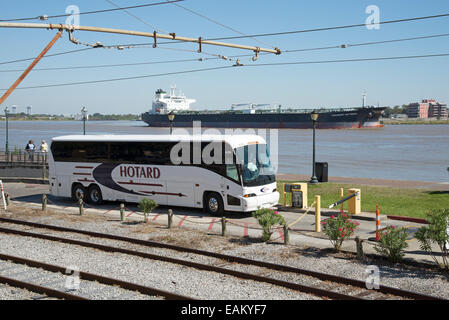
left=226, top=165, right=239, bottom=182
left=85, top=142, right=108, bottom=163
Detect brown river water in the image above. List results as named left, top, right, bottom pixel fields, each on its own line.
left=1, top=121, right=448, bottom=182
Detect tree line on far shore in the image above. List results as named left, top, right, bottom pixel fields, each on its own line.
left=3, top=112, right=141, bottom=121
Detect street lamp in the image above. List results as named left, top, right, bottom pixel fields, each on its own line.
left=4, top=106, right=9, bottom=153
left=81, top=107, right=87, bottom=135
left=168, top=111, right=175, bottom=135
left=309, top=110, right=319, bottom=185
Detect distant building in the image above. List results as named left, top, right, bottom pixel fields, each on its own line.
left=407, top=99, right=448, bottom=119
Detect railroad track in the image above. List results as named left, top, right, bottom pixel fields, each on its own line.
left=0, top=217, right=442, bottom=300
left=0, top=252, right=191, bottom=300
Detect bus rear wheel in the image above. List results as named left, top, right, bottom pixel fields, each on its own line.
left=71, top=184, right=85, bottom=202
left=87, top=185, right=103, bottom=205
left=204, top=192, right=224, bottom=216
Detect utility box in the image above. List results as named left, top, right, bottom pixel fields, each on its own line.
left=283, top=183, right=307, bottom=209
left=315, top=162, right=328, bottom=182
left=348, top=188, right=361, bottom=215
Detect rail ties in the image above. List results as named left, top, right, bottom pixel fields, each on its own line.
left=0, top=253, right=192, bottom=300
left=0, top=217, right=442, bottom=301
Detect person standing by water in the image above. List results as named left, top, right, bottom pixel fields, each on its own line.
left=25, top=140, right=36, bottom=161
left=40, top=140, right=48, bottom=152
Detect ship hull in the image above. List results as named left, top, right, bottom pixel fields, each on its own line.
left=141, top=107, right=384, bottom=129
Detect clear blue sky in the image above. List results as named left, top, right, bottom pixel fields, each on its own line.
left=1, top=0, right=448, bottom=115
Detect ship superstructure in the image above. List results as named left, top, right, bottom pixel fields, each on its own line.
left=151, top=86, right=196, bottom=114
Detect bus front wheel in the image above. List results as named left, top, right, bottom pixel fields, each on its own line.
left=87, top=185, right=103, bottom=205
left=204, top=192, right=224, bottom=216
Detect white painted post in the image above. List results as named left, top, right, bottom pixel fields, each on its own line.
left=0, top=180, right=6, bottom=210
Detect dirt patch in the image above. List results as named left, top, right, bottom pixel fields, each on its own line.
left=128, top=222, right=158, bottom=234
left=3, top=204, right=104, bottom=223
left=146, top=227, right=240, bottom=252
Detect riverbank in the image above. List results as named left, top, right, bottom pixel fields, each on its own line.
left=382, top=119, right=449, bottom=125
left=277, top=174, right=449, bottom=219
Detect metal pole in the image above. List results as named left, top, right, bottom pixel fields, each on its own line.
left=81, top=107, right=87, bottom=135
left=310, top=120, right=318, bottom=184
left=169, top=121, right=173, bottom=135
left=0, top=23, right=281, bottom=55
left=5, top=109, right=8, bottom=153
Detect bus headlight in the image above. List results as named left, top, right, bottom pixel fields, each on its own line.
left=243, top=193, right=257, bottom=198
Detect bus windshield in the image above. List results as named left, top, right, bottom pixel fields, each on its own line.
left=235, top=144, right=276, bottom=187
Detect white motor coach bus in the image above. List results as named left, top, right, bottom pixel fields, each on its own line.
left=48, top=135, right=279, bottom=215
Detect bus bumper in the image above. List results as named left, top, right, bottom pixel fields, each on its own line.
left=241, top=191, right=280, bottom=212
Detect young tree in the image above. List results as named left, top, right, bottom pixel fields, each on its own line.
left=138, top=198, right=158, bottom=223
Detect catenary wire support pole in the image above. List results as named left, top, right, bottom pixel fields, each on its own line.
left=0, top=23, right=282, bottom=55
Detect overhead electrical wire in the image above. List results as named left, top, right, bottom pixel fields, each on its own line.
left=0, top=48, right=94, bottom=65
left=202, top=13, right=449, bottom=41
left=1, top=31, right=448, bottom=69
left=0, top=0, right=185, bottom=22
left=228, top=32, right=449, bottom=58
left=1, top=52, right=448, bottom=91
left=104, top=0, right=167, bottom=34
left=0, top=58, right=206, bottom=72
left=0, top=66, right=234, bottom=90
left=165, top=0, right=275, bottom=48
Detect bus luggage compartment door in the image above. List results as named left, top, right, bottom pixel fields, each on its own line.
left=166, top=181, right=195, bottom=207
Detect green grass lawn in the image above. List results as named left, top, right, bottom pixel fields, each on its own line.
left=278, top=181, right=449, bottom=219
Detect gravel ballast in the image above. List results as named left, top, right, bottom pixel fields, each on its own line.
left=0, top=206, right=448, bottom=300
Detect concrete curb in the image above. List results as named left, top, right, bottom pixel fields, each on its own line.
left=387, top=215, right=428, bottom=225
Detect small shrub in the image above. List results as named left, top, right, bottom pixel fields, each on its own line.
left=374, top=226, right=409, bottom=263
left=415, top=208, right=449, bottom=270
left=252, top=208, right=286, bottom=242
left=321, top=213, right=359, bottom=251
left=138, top=198, right=158, bottom=223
